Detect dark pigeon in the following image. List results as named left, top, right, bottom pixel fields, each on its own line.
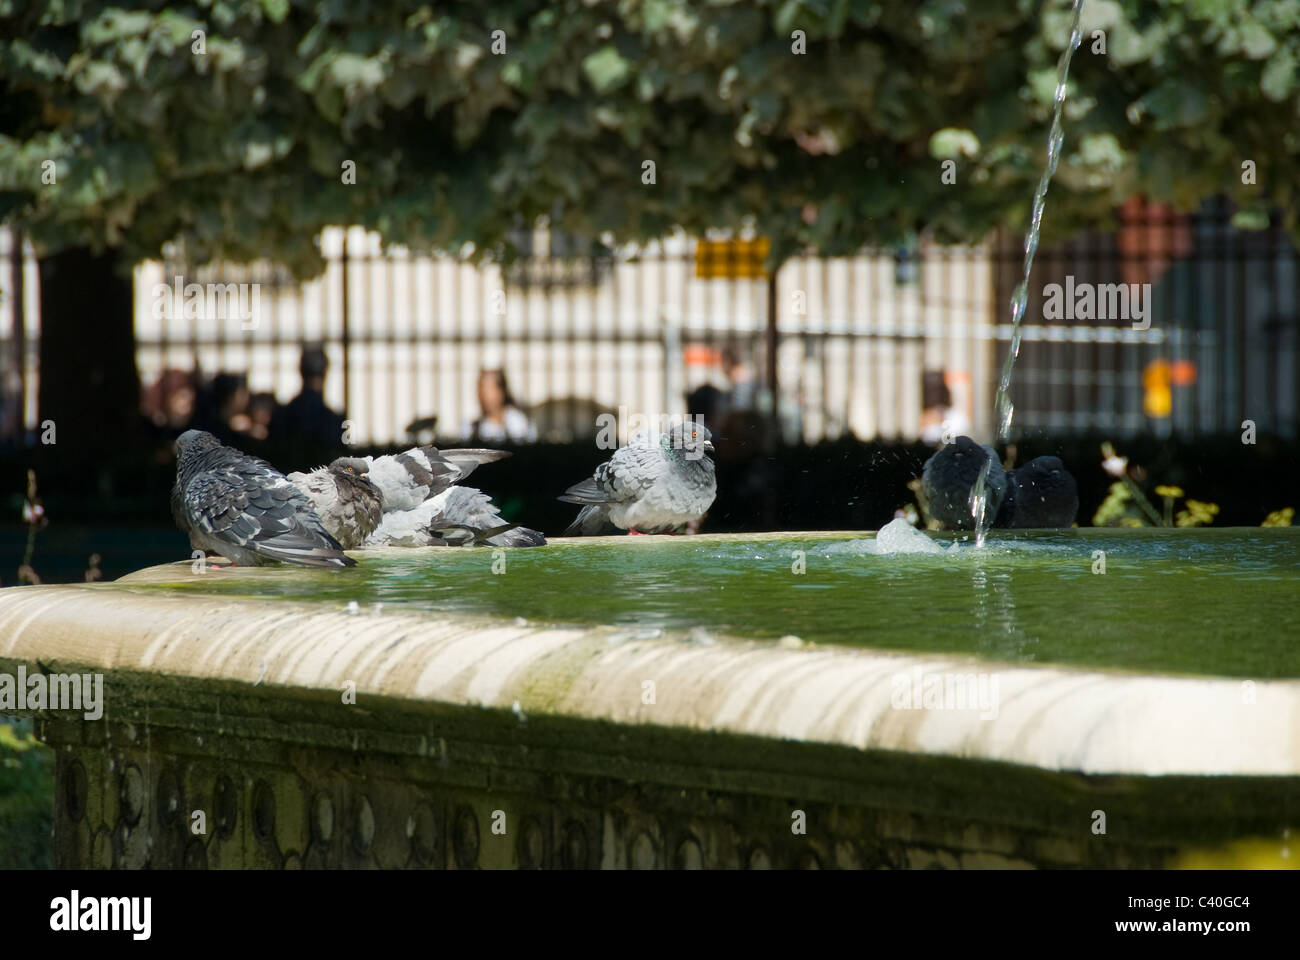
left=1001, top=456, right=1079, bottom=528
left=920, top=436, right=1008, bottom=531
left=560, top=422, right=716, bottom=535
left=171, top=429, right=355, bottom=568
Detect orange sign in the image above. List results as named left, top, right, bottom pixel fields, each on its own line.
left=695, top=237, right=771, bottom=279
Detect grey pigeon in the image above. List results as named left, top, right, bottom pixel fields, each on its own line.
left=361, top=445, right=508, bottom=512
left=559, top=422, right=716, bottom=535
left=366, top=486, right=546, bottom=548
left=920, top=436, right=1008, bottom=531
left=287, top=457, right=384, bottom=549
left=171, top=430, right=354, bottom=568
left=345, top=443, right=540, bottom=548
left=1001, top=456, right=1079, bottom=528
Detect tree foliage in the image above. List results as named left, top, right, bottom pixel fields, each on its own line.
left=1, top=0, right=1298, bottom=274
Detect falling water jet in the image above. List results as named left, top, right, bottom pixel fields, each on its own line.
left=970, top=457, right=993, bottom=549
left=993, top=0, right=1086, bottom=444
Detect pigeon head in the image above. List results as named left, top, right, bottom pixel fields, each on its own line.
left=663, top=420, right=715, bottom=461
left=329, top=457, right=371, bottom=476
left=175, top=429, right=221, bottom=460
left=1022, top=455, right=1065, bottom=476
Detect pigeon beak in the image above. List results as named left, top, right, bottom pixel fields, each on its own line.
left=703, top=440, right=715, bottom=454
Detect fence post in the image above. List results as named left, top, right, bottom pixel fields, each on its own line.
left=765, top=269, right=779, bottom=436
left=341, top=229, right=351, bottom=423
left=764, top=268, right=780, bottom=527
left=8, top=229, right=25, bottom=440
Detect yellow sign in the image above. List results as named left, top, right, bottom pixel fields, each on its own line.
left=1142, top=359, right=1197, bottom=418
left=695, top=237, right=771, bottom=279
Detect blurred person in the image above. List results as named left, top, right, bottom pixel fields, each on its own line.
left=721, top=341, right=757, bottom=411
left=271, top=344, right=345, bottom=448
left=141, top=368, right=197, bottom=433
left=685, top=383, right=727, bottom=438
left=919, top=370, right=971, bottom=446
left=193, top=372, right=252, bottom=443
left=141, top=368, right=198, bottom=463
left=247, top=391, right=276, bottom=441
left=462, top=368, right=536, bottom=443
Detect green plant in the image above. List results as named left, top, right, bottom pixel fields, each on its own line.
left=1262, top=507, right=1294, bottom=527
left=1093, top=442, right=1219, bottom=528
left=0, top=720, right=54, bottom=869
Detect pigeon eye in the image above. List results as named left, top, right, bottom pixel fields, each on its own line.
left=692, top=431, right=697, bottom=439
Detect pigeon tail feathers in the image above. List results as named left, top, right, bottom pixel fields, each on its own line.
left=562, top=504, right=610, bottom=536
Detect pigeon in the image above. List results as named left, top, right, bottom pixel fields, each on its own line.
left=1001, top=456, right=1079, bottom=528
left=366, top=486, right=546, bottom=548
left=286, top=457, right=384, bottom=549
left=360, top=445, right=508, bottom=512
left=171, top=430, right=355, bottom=568
left=559, top=421, right=717, bottom=535
left=920, top=436, right=1008, bottom=531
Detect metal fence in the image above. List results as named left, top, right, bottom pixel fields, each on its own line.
left=992, top=196, right=1299, bottom=439
left=131, top=228, right=997, bottom=446
left=3, top=196, right=1297, bottom=449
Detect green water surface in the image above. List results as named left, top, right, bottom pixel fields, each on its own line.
left=129, top=528, right=1300, bottom=679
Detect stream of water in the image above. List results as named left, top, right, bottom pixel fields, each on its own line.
left=977, top=0, right=1087, bottom=548
left=993, top=0, right=1086, bottom=444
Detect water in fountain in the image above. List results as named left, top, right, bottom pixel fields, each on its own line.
left=130, top=529, right=1300, bottom=678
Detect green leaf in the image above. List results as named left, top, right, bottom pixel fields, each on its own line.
left=1231, top=206, right=1270, bottom=231
left=929, top=127, right=980, bottom=160
left=1135, top=81, right=1209, bottom=130
left=1240, top=20, right=1278, bottom=59
left=582, top=45, right=630, bottom=93
left=1261, top=47, right=1296, bottom=101
left=261, top=0, right=290, bottom=24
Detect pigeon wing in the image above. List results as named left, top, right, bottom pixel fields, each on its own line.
left=366, top=446, right=461, bottom=511
left=437, top=448, right=511, bottom=483
left=188, top=464, right=354, bottom=567
left=558, top=445, right=659, bottom=505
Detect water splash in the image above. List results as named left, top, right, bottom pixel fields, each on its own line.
left=994, top=0, right=1086, bottom=443
left=824, top=518, right=945, bottom=555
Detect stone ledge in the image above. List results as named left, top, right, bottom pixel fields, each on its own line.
left=4, top=556, right=1298, bottom=868
left=1, top=563, right=1297, bottom=778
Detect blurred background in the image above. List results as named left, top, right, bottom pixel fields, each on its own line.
left=3, top=195, right=1298, bottom=582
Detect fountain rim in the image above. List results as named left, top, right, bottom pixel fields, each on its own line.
left=1, top=570, right=1297, bottom=778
